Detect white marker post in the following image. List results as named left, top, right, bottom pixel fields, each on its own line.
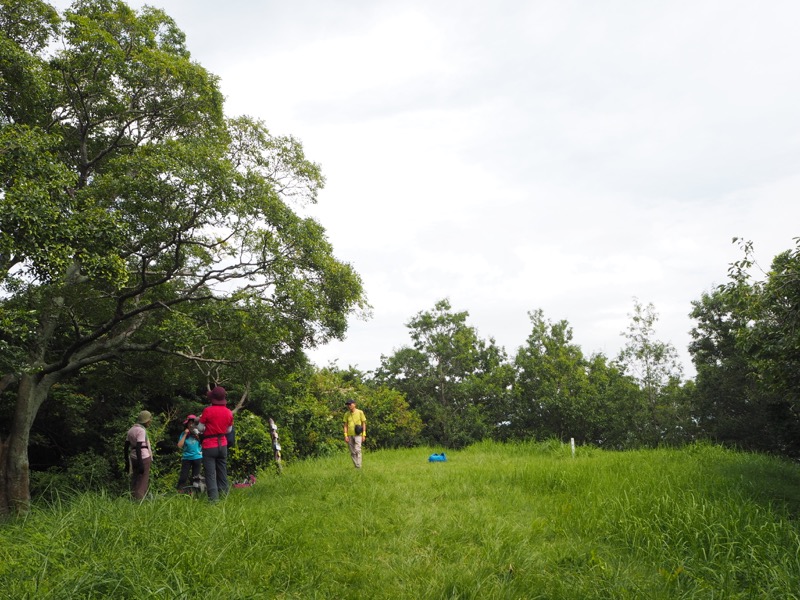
left=269, top=418, right=282, bottom=474
left=570, top=437, right=575, bottom=458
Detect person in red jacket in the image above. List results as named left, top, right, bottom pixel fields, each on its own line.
left=199, top=385, right=234, bottom=501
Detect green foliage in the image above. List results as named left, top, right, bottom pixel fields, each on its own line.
left=248, top=365, right=425, bottom=460
left=0, top=0, right=60, bottom=127
left=361, top=386, right=423, bottom=448
left=258, top=370, right=340, bottom=460
left=617, top=299, right=685, bottom=446
left=227, top=410, right=275, bottom=480
left=505, top=310, right=665, bottom=450
left=0, top=125, right=77, bottom=284
left=689, top=238, right=800, bottom=456
left=510, top=310, right=593, bottom=441
left=374, top=299, right=511, bottom=449
left=618, top=299, right=683, bottom=390
left=29, top=451, right=114, bottom=501
left=0, top=0, right=365, bottom=513
left=374, top=300, right=697, bottom=452
left=583, top=353, right=644, bottom=448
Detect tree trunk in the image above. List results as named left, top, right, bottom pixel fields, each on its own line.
left=0, top=373, right=55, bottom=515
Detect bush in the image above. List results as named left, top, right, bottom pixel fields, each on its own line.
left=227, top=410, right=278, bottom=480
left=30, top=451, right=116, bottom=501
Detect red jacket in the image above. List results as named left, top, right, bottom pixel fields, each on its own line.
left=200, top=405, right=233, bottom=449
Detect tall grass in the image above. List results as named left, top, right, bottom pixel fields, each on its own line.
left=1, top=441, right=799, bottom=599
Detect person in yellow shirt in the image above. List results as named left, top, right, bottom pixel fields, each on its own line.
left=343, top=399, right=366, bottom=468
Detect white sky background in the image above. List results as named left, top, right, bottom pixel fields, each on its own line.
left=55, top=0, right=800, bottom=377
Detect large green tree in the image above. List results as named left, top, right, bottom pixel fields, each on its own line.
left=509, top=310, right=593, bottom=442
left=689, top=238, right=800, bottom=455
left=688, top=289, right=762, bottom=448
left=508, top=310, right=655, bottom=448
left=584, top=353, right=645, bottom=448
left=373, top=299, right=512, bottom=448
left=0, top=0, right=365, bottom=513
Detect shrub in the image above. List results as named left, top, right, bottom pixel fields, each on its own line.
left=30, top=451, right=116, bottom=501
left=227, top=410, right=278, bottom=480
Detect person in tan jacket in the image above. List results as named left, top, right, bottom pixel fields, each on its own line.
left=126, top=410, right=153, bottom=500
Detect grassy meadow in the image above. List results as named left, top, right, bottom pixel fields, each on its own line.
left=1, top=441, right=799, bottom=599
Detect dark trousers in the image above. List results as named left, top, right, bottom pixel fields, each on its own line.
left=203, top=445, right=228, bottom=501
left=130, top=456, right=151, bottom=500
left=177, top=458, right=202, bottom=491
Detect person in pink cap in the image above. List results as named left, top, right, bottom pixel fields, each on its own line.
left=198, top=385, right=234, bottom=501
left=176, top=414, right=203, bottom=494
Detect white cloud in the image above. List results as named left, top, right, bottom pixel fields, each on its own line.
left=48, top=0, right=800, bottom=378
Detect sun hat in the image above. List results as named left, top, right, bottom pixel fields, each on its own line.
left=207, top=386, right=227, bottom=405
left=183, top=414, right=198, bottom=425
left=136, top=410, right=152, bottom=424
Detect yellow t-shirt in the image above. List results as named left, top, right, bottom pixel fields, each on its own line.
left=343, top=409, right=366, bottom=436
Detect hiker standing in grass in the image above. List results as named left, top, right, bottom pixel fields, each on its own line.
left=126, top=410, right=153, bottom=500
left=199, top=385, right=234, bottom=501
left=176, top=414, right=203, bottom=494
left=343, top=399, right=366, bottom=468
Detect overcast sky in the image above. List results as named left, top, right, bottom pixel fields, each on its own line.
left=56, top=0, right=800, bottom=377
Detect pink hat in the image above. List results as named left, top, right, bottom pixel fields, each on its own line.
left=183, top=414, right=198, bottom=425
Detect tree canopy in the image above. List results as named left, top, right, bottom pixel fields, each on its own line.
left=0, top=0, right=366, bottom=513
left=373, top=299, right=512, bottom=448
left=689, top=238, right=800, bottom=456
